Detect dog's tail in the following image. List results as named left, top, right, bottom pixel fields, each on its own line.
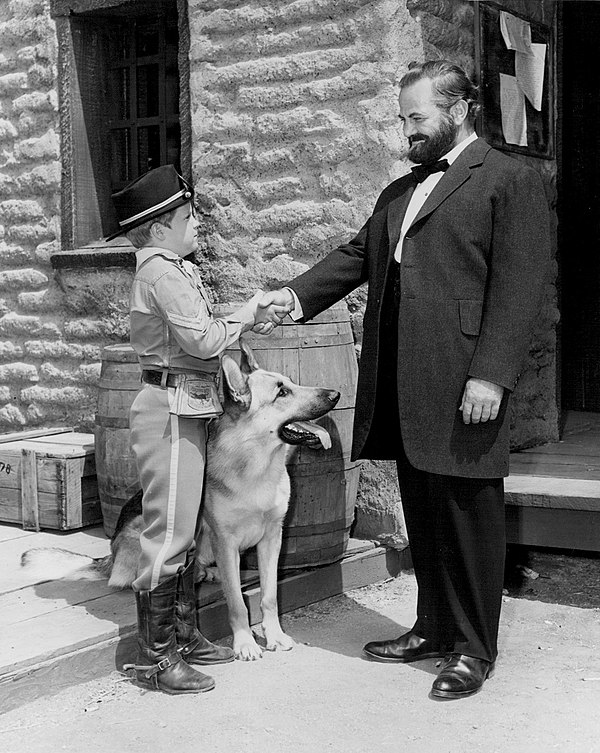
left=20, top=548, right=113, bottom=583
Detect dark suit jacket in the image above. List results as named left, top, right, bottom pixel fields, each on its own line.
left=289, top=138, right=550, bottom=478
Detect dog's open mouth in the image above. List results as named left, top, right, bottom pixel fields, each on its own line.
left=279, top=420, right=332, bottom=449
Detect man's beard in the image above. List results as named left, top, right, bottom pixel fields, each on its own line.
left=408, top=114, right=458, bottom=165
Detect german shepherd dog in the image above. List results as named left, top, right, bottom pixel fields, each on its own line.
left=21, top=340, right=340, bottom=660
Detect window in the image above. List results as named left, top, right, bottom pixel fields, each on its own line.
left=53, top=0, right=186, bottom=246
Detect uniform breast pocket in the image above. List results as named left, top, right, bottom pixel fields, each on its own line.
left=458, top=299, right=483, bottom=336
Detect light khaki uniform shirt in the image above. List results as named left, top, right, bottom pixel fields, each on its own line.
left=130, top=247, right=256, bottom=373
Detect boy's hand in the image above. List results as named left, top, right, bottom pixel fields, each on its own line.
left=253, top=289, right=295, bottom=335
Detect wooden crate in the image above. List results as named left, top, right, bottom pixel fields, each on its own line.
left=0, top=430, right=101, bottom=531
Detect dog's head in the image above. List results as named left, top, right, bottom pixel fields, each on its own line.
left=220, top=339, right=340, bottom=447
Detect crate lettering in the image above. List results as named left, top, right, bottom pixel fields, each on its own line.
left=0, top=461, right=12, bottom=474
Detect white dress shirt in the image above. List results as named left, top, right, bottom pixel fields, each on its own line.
left=395, top=131, right=478, bottom=261
left=287, top=131, right=478, bottom=319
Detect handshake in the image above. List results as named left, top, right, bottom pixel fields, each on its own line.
left=252, top=289, right=296, bottom=335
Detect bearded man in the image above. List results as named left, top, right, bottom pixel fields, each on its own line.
left=259, top=60, right=550, bottom=699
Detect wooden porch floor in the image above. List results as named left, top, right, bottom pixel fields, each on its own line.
left=0, top=525, right=405, bottom=714
left=506, top=411, right=600, bottom=551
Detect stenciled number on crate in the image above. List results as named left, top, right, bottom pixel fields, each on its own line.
left=0, top=461, right=12, bottom=474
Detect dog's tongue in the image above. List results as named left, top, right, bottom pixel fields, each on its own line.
left=292, top=421, right=332, bottom=450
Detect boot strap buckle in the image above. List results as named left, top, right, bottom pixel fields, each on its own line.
left=178, top=636, right=200, bottom=656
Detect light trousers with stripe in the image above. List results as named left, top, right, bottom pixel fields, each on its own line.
left=129, top=383, right=207, bottom=592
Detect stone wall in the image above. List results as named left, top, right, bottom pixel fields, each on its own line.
left=0, top=0, right=102, bottom=431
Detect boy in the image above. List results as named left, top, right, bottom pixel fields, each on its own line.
left=111, top=165, right=287, bottom=694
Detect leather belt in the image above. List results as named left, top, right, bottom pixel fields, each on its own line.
left=141, top=370, right=180, bottom=388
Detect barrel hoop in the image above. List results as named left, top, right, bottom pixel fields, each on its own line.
left=287, top=460, right=361, bottom=476
left=245, top=333, right=354, bottom=350
left=94, top=415, right=131, bottom=429
left=98, top=379, right=141, bottom=390
left=282, top=516, right=354, bottom=537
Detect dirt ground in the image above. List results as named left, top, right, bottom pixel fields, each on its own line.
left=2, top=549, right=600, bottom=753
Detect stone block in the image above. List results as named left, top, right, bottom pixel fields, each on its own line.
left=0, top=362, right=38, bottom=383
left=24, top=340, right=101, bottom=360
left=12, top=90, right=57, bottom=114
left=0, top=341, right=24, bottom=360
left=0, top=72, right=27, bottom=96
left=0, top=313, right=42, bottom=336
left=15, top=129, right=60, bottom=161
left=0, top=268, right=48, bottom=290
left=16, top=162, right=61, bottom=194
left=27, top=64, right=55, bottom=90
left=0, top=199, right=44, bottom=223
left=0, top=403, right=26, bottom=429
left=0, top=119, right=18, bottom=142
left=18, top=286, right=64, bottom=312
left=7, top=223, right=56, bottom=244
left=20, top=384, right=93, bottom=407
left=0, top=242, right=31, bottom=265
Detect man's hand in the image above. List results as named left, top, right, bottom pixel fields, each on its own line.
left=459, top=378, right=504, bottom=424
left=253, top=289, right=295, bottom=335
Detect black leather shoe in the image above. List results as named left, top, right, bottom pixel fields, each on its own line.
left=363, top=631, right=444, bottom=663
left=430, top=654, right=495, bottom=699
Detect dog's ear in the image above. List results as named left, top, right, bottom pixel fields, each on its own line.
left=221, top=355, right=251, bottom=409
left=239, top=337, right=260, bottom=374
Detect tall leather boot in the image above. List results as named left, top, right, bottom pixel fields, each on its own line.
left=175, top=559, right=235, bottom=665
left=124, top=572, right=215, bottom=694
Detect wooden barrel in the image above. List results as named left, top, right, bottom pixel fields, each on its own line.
left=94, top=343, right=142, bottom=537
left=216, top=301, right=360, bottom=570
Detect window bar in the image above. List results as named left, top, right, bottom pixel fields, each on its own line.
left=130, top=20, right=139, bottom=181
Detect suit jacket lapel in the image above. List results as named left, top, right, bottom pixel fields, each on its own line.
left=410, top=137, right=491, bottom=229
left=386, top=181, right=416, bottom=258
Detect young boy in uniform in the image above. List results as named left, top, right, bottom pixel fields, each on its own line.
left=110, top=165, right=288, bottom=694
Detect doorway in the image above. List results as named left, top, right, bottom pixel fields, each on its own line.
left=560, top=2, right=600, bottom=412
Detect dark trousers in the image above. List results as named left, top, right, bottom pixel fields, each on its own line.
left=373, top=262, right=505, bottom=663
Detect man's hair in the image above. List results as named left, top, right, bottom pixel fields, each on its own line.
left=399, top=60, right=480, bottom=125
left=125, top=207, right=178, bottom=249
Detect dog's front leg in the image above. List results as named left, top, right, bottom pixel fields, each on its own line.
left=213, top=538, right=263, bottom=661
left=256, top=526, right=295, bottom=652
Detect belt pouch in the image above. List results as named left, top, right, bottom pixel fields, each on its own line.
left=168, top=373, right=223, bottom=418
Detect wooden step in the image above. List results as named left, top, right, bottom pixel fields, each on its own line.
left=0, top=525, right=407, bottom=714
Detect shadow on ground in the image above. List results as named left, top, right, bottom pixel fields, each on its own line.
left=504, top=545, right=600, bottom=609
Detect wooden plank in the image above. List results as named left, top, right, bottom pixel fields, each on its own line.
left=0, top=525, right=109, bottom=593
left=0, top=631, right=137, bottom=716
left=505, top=505, right=600, bottom=551
left=509, top=456, right=600, bottom=480
left=199, top=546, right=406, bottom=641
left=0, top=427, right=74, bottom=445
left=2, top=588, right=133, bottom=673
left=20, top=449, right=39, bottom=531
left=505, top=475, right=600, bottom=510
left=0, top=578, right=118, bottom=628
left=516, top=443, right=600, bottom=457
left=0, top=454, right=96, bottom=493
left=26, top=432, right=93, bottom=448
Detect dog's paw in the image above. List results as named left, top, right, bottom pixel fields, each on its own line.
left=233, top=634, right=263, bottom=661
left=264, top=631, right=295, bottom=652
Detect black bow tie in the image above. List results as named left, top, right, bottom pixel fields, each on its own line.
left=411, top=159, right=450, bottom=183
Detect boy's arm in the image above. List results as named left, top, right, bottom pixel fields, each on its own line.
left=152, top=272, right=267, bottom=359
